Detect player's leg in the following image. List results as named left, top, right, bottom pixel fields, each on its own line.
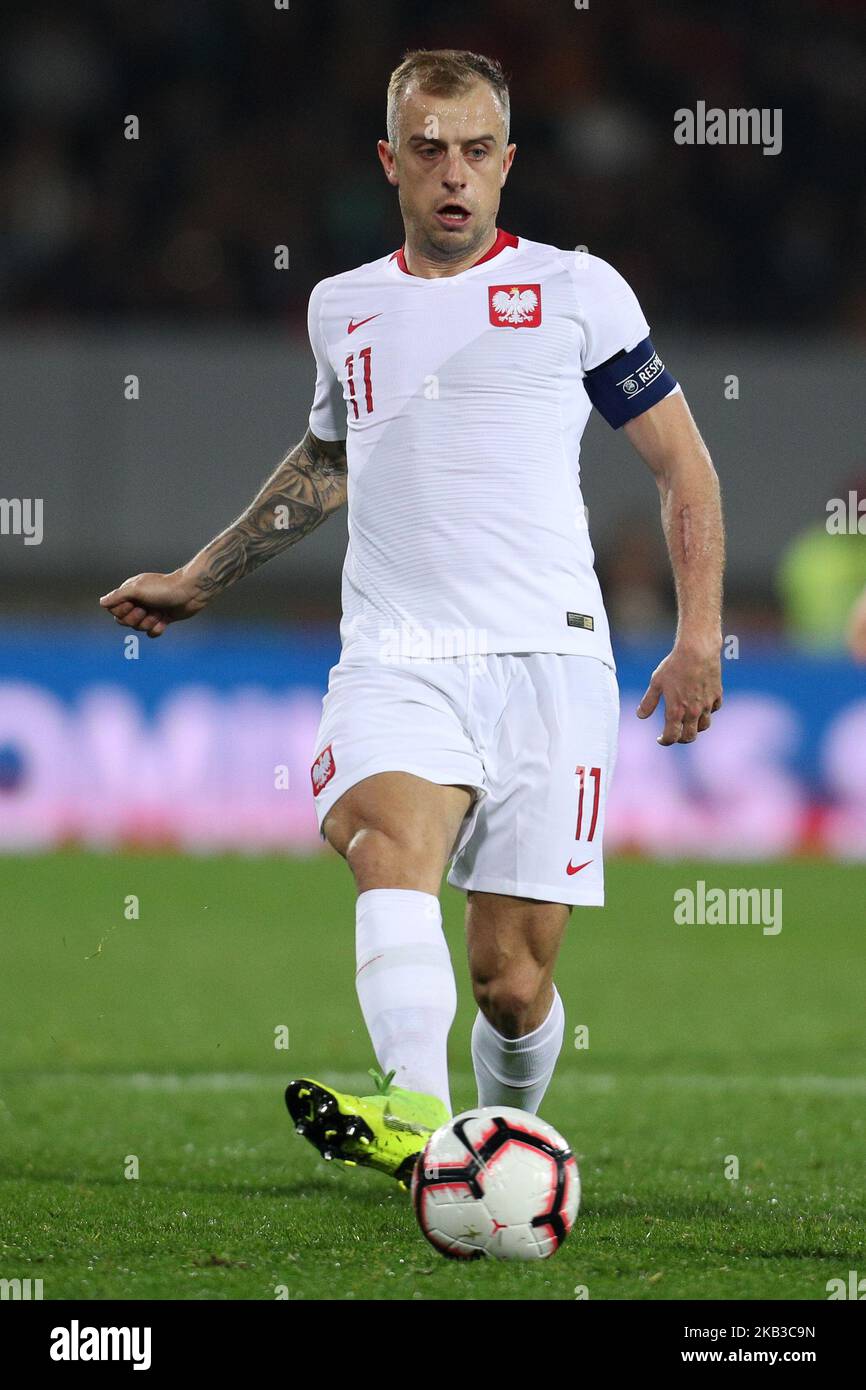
left=323, top=769, right=471, bottom=894
left=447, top=651, right=620, bottom=1114
left=466, top=892, right=568, bottom=1112
left=322, top=770, right=473, bottom=1110
left=287, top=659, right=486, bottom=1181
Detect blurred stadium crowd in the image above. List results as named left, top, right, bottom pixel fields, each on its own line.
left=1, top=0, right=864, bottom=331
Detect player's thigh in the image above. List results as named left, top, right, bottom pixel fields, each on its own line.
left=311, top=656, right=484, bottom=888
left=323, top=770, right=473, bottom=871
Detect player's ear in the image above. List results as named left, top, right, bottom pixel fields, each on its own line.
left=377, top=139, right=399, bottom=185
left=500, top=143, right=516, bottom=186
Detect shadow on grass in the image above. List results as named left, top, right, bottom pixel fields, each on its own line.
left=0, top=1163, right=385, bottom=1201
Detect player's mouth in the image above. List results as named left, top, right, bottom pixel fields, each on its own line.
left=433, top=203, right=472, bottom=230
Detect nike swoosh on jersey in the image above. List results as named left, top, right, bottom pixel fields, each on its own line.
left=347, top=314, right=382, bottom=334
left=566, top=859, right=593, bottom=875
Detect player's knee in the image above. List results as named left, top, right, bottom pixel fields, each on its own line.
left=473, top=965, right=547, bottom=1039
left=343, top=823, right=440, bottom=893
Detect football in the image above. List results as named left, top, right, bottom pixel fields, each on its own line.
left=411, top=1106, right=580, bottom=1261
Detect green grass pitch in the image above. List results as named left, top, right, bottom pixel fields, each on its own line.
left=1, top=852, right=863, bottom=1301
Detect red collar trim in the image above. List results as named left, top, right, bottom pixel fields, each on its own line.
left=390, top=228, right=518, bottom=277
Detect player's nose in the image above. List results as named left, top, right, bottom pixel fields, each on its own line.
left=441, top=156, right=467, bottom=189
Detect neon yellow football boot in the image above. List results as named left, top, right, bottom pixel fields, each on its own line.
left=285, top=1068, right=449, bottom=1187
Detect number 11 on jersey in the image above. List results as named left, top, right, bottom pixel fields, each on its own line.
left=345, top=347, right=374, bottom=419
left=575, top=764, right=601, bottom=842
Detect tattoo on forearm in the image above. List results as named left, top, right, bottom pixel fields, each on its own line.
left=196, top=431, right=347, bottom=596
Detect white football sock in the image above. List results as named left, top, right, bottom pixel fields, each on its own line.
left=355, top=888, right=456, bottom=1113
left=471, top=987, right=565, bottom=1114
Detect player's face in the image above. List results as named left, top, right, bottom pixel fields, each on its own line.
left=378, top=80, right=516, bottom=262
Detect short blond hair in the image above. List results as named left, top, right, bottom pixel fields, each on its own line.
left=386, top=48, right=510, bottom=147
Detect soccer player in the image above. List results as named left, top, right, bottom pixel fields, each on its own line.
left=101, top=50, right=724, bottom=1186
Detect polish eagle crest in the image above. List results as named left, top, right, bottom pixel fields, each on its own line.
left=489, top=285, right=541, bottom=327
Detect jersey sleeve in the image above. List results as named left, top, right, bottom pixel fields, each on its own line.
left=307, top=280, right=346, bottom=441
left=575, top=255, right=680, bottom=428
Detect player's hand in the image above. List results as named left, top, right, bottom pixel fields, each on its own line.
left=846, top=586, right=866, bottom=663
left=636, top=638, right=722, bottom=745
left=99, top=568, right=209, bottom=639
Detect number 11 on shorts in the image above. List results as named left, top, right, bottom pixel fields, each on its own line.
left=575, top=765, right=601, bottom=842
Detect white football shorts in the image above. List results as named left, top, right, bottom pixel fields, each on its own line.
left=309, top=652, right=620, bottom=906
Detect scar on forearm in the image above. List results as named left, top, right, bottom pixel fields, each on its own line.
left=679, top=503, right=693, bottom=561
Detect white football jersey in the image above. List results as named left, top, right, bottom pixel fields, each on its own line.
left=307, top=230, right=676, bottom=668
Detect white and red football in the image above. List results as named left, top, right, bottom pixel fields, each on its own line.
left=411, top=1106, right=580, bottom=1261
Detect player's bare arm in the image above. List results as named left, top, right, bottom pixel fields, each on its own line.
left=99, top=429, right=347, bottom=638
left=624, top=390, right=724, bottom=746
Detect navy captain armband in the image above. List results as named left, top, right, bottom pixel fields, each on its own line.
left=583, top=337, right=678, bottom=428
